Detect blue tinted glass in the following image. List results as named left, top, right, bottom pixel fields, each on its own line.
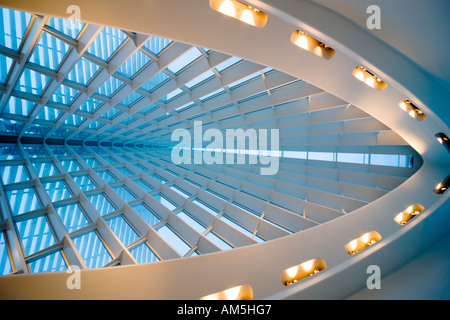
left=15, top=68, right=51, bottom=95
left=102, top=107, right=121, bottom=119
left=83, top=157, right=101, bottom=168
left=192, top=199, right=218, bottom=216
left=0, top=164, right=29, bottom=185
left=153, top=193, right=176, bottom=211
left=29, top=31, right=71, bottom=70
left=0, top=54, right=13, bottom=83
left=118, top=49, right=151, bottom=78
left=72, top=231, right=112, bottom=269
left=215, top=56, right=243, bottom=72
left=97, top=170, right=117, bottom=183
left=47, top=16, right=85, bottom=39
left=7, top=187, right=41, bottom=216
left=141, top=72, right=169, bottom=92
left=4, top=96, right=35, bottom=116
left=43, top=180, right=72, bottom=202
left=120, top=91, right=143, bottom=106
left=106, top=215, right=139, bottom=247
left=185, top=70, right=215, bottom=89
left=0, top=232, right=12, bottom=275
left=32, top=161, right=58, bottom=177
left=220, top=215, right=254, bottom=239
left=16, top=216, right=56, bottom=256
left=157, top=225, right=190, bottom=256
left=88, top=193, right=116, bottom=216
left=60, top=159, right=81, bottom=172
left=48, top=145, right=69, bottom=156
left=206, top=231, right=233, bottom=251
left=87, top=26, right=127, bottom=61
left=0, top=146, right=20, bottom=160
left=96, top=76, right=124, bottom=97
left=78, top=97, right=102, bottom=113
left=88, top=121, right=104, bottom=130
left=371, top=154, right=406, bottom=167
left=167, top=47, right=202, bottom=74
left=36, top=106, right=62, bottom=122
left=23, top=123, right=50, bottom=136
left=29, top=250, right=67, bottom=273
left=67, top=57, right=100, bottom=85
left=227, top=72, right=260, bottom=89
left=51, top=84, right=79, bottom=105
left=64, top=113, right=86, bottom=126
left=177, top=211, right=206, bottom=234
left=0, top=8, right=32, bottom=51
left=143, top=36, right=173, bottom=55
left=57, top=203, right=90, bottom=233
left=131, top=203, right=161, bottom=226
left=129, top=242, right=159, bottom=264
left=23, top=145, right=47, bottom=158
left=112, top=185, right=137, bottom=202
left=0, top=118, right=23, bottom=134
left=72, top=174, right=97, bottom=191
left=118, top=167, right=134, bottom=177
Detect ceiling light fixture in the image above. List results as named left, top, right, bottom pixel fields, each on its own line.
left=399, top=100, right=427, bottom=121
left=352, top=66, right=387, bottom=90
left=435, top=133, right=450, bottom=153
left=290, top=30, right=335, bottom=60
left=209, top=0, right=268, bottom=28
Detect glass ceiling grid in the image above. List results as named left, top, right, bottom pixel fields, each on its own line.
left=0, top=6, right=422, bottom=276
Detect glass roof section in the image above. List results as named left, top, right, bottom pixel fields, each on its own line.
left=0, top=6, right=422, bottom=276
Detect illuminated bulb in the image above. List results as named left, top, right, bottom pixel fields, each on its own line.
left=224, top=286, right=241, bottom=300
left=399, top=101, right=408, bottom=111
left=406, top=205, right=414, bottom=214
left=362, top=232, right=370, bottom=244
left=349, top=239, right=358, bottom=253
left=295, top=34, right=309, bottom=50
left=240, top=9, right=255, bottom=26
left=355, top=70, right=365, bottom=82
left=365, top=77, right=375, bottom=88
left=301, top=260, right=314, bottom=272
left=394, top=212, right=404, bottom=224
left=218, top=0, right=236, bottom=17
left=409, top=110, right=416, bottom=118
left=286, top=266, right=298, bottom=278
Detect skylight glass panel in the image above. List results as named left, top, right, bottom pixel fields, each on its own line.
left=48, top=145, right=69, bottom=156
left=184, top=69, right=215, bottom=89
left=220, top=215, right=254, bottom=239
left=167, top=47, right=203, bottom=74
left=144, top=36, right=173, bottom=55
left=96, top=170, right=117, bottom=184
left=78, top=97, right=102, bottom=113
left=88, top=120, right=104, bottom=130
left=88, top=193, right=116, bottom=216
left=43, top=180, right=73, bottom=202
left=16, top=216, right=56, bottom=256
left=66, top=56, right=100, bottom=85
left=32, top=161, right=58, bottom=177
left=129, top=242, right=159, bottom=264
left=0, top=232, right=12, bottom=275
left=0, top=53, right=13, bottom=83
left=50, top=84, right=79, bottom=105
left=337, top=152, right=369, bottom=165
left=0, top=8, right=32, bottom=51
left=72, top=230, right=112, bottom=269
left=131, top=203, right=161, bottom=226
left=192, top=199, right=219, bottom=216
left=36, top=106, right=62, bottom=122
left=15, top=68, right=50, bottom=96
left=112, top=185, right=137, bottom=202
left=24, top=123, right=50, bottom=136
left=0, top=146, right=20, bottom=160
left=64, top=113, right=86, bottom=126
left=118, top=49, right=151, bottom=78
left=118, top=166, right=134, bottom=177
left=47, top=16, right=85, bottom=40
left=174, top=102, right=196, bottom=112
left=106, top=215, right=139, bottom=247
left=177, top=210, right=206, bottom=234
left=199, top=88, right=226, bottom=102
left=153, top=193, right=177, bottom=211
left=56, top=202, right=89, bottom=233
left=308, top=152, right=335, bottom=161
left=29, top=31, right=71, bottom=70
left=7, top=187, right=41, bottom=216
left=23, top=145, right=47, bottom=158
left=4, top=96, right=35, bottom=116
left=102, top=107, right=121, bottom=119
left=0, top=164, right=29, bottom=185
left=170, top=185, right=190, bottom=198
left=206, top=230, right=233, bottom=251
left=0, top=118, right=23, bottom=134
left=120, top=91, right=142, bottom=106
left=165, top=88, right=183, bottom=101
left=83, top=157, right=101, bottom=168
left=72, top=174, right=97, bottom=191
left=133, top=179, right=153, bottom=192
left=86, top=26, right=127, bottom=61
left=141, top=72, right=169, bottom=92
left=227, top=71, right=260, bottom=89
left=215, top=56, right=243, bottom=72
left=283, top=150, right=307, bottom=159
left=96, top=76, right=124, bottom=97
left=371, top=154, right=412, bottom=168
left=157, top=225, right=191, bottom=256
left=29, top=250, right=67, bottom=273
